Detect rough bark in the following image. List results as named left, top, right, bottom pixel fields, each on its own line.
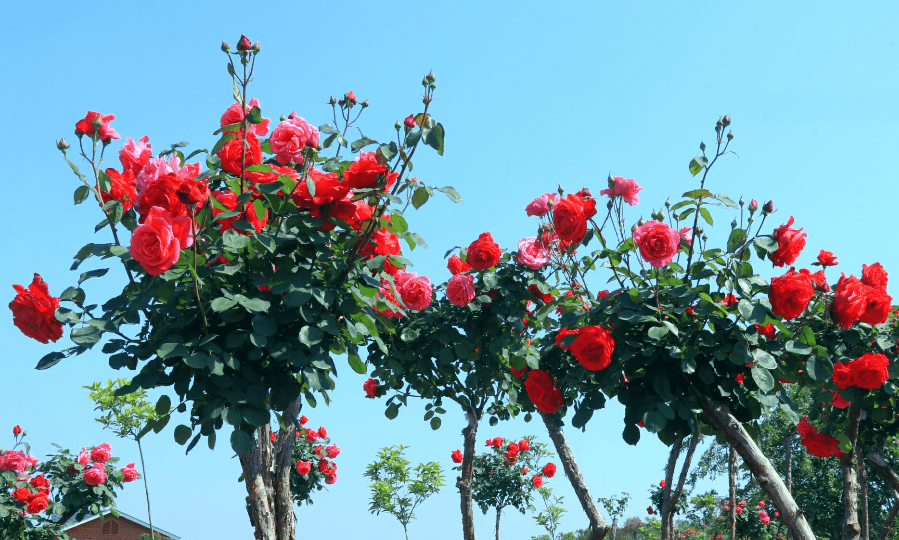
left=239, top=398, right=302, bottom=540
left=784, top=429, right=792, bottom=494
left=881, top=490, right=899, bottom=540
left=458, top=413, right=479, bottom=540
left=136, top=440, right=155, bottom=540
left=660, top=434, right=699, bottom=540
left=540, top=412, right=610, bottom=540
left=495, top=506, right=502, bottom=540
left=610, top=517, right=618, bottom=540
left=728, top=446, right=737, bottom=540
left=859, top=444, right=869, bottom=540
left=700, top=395, right=815, bottom=540
left=841, top=404, right=862, bottom=540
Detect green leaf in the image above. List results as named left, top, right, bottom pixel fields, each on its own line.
left=648, top=326, right=669, bottom=340
left=754, top=236, right=779, bottom=253
left=785, top=340, right=812, bottom=355
left=348, top=353, right=366, bottom=375
left=727, top=228, right=748, bottom=253
left=246, top=106, right=264, bottom=125
left=35, top=351, right=66, bottom=370
left=643, top=411, right=667, bottom=433
left=211, top=297, right=238, bottom=312
left=155, top=395, right=172, bottom=416
left=377, top=142, right=398, bottom=163
left=305, top=173, right=316, bottom=198
left=412, top=187, right=430, bottom=209
left=211, top=133, right=236, bottom=156
left=807, top=356, right=832, bottom=382
left=689, top=156, right=709, bottom=176
left=699, top=207, right=713, bottom=226
left=74, top=185, right=91, bottom=205
left=622, top=424, right=640, bottom=446
left=738, top=300, right=767, bottom=325
left=751, top=348, right=777, bottom=369
left=423, top=122, right=446, bottom=155
left=318, top=124, right=338, bottom=135
left=716, top=194, right=739, bottom=209
left=350, top=136, right=377, bottom=153
left=251, top=315, right=277, bottom=337
left=436, top=186, right=462, bottom=203
left=174, top=425, right=192, bottom=445
left=430, top=417, right=442, bottom=430
left=385, top=403, right=399, bottom=420
left=238, top=297, right=270, bottom=313
left=751, top=366, right=775, bottom=392
left=299, top=326, right=323, bottom=347
left=230, top=430, right=252, bottom=455
left=404, top=130, right=422, bottom=148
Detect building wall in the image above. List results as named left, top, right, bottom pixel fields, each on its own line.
left=65, top=517, right=172, bottom=540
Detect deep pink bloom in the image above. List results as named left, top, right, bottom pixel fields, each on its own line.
left=83, top=463, right=107, bottom=486
left=514, top=237, right=549, bottom=269
left=446, top=274, right=476, bottom=306
left=600, top=176, right=642, bottom=205
left=295, top=460, right=312, bottom=475
left=270, top=114, right=319, bottom=165
left=90, top=443, right=112, bottom=464
left=121, top=463, right=139, bottom=482
left=220, top=98, right=270, bottom=136
left=75, top=111, right=120, bottom=141
left=525, top=193, right=561, bottom=217
left=118, top=136, right=153, bottom=175
left=633, top=221, right=681, bottom=268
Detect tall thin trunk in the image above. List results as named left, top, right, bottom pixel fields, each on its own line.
left=239, top=398, right=302, bottom=540
left=728, top=446, right=737, bottom=540
left=495, top=506, right=502, bottom=540
left=859, top=444, right=869, bottom=540
left=540, top=412, right=610, bottom=540
left=660, top=434, right=699, bottom=540
left=881, top=490, right=899, bottom=540
left=841, top=404, right=862, bottom=540
left=610, top=517, right=618, bottom=540
left=784, top=429, right=792, bottom=494
left=699, top=395, right=815, bottom=540
left=136, top=440, right=155, bottom=540
left=459, top=413, right=479, bottom=540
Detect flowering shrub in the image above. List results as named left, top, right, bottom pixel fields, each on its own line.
left=286, top=416, right=339, bottom=504
left=0, top=427, right=133, bottom=539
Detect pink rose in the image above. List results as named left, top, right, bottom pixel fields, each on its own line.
left=118, top=136, right=152, bottom=176
left=633, top=221, right=681, bottom=268
left=679, top=227, right=693, bottom=246
left=76, top=448, right=90, bottom=466
left=525, top=193, right=560, bottom=217
left=600, top=176, right=642, bottom=205
left=514, top=237, right=549, bottom=270
left=130, top=207, right=192, bottom=276
left=270, top=115, right=319, bottom=165
left=325, top=473, right=338, bottom=485
left=0, top=451, right=28, bottom=473
left=326, top=444, right=341, bottom=459
left=399, top=274, right=433, bottom=311
left=90, top=443, right=112, bottom=464
left=220, top=98, right=270, bottom=137
left=121, top=463, right=139, bottom=482
left=446, top=274, right=476, bottom=306
left=296, top=460, right=313, bottom=475
left=83, top=463, right=107, bottom=486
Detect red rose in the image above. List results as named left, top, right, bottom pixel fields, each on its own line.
left=831, top=362, right=855, bottom=389
left=860, top=288, right=892, bottom=325
left=12, top=487, right=32, bottom=502
left=755, top=323, right=776, bottom=339
left=363, top=378, right=378, bottom=398
left=832, top=274, right=867, bottom=328
left=9, top=274, right=63, bottom=344
left=343, top=151, right=398, bottom=191
left=26, top=493, right=49, bottom=514
left=555, top=327, right=582, bottom=350
left=541, top=463, right=557, bottom=478
left=719, top=294, right=738, bottom=307
left=532, top=475, right=544, bottom=488
left=213, top=190, right=268, bottom=234
left=13, top=426, right=21, bottom=436
left=801, top=432, right=840, bottom=457
left=90, top=443, right=112, bottom=464
left=570, top=326, right=615, bottom=371
left=831, top=392, right=851, bottom=409
left=799, top=268, right=830, bottom=293
left=130, top=207, right=192, bottom=276
left=325, top=473, right=338, bottom=484
left=318, top=426, right=328, bottom=439
left=769, top=216, right=807, bottom=267
left=814, top=250, right=838, bottom=267
left=99, top=168, right=137, bottom=212
left=528, top=284, right=554, bottom=304
left=83, top=464, right=107, bottom=486
left=446, top=274, right=476, bottom=307
left=525, top=370, right=564, bottom=414
left=510, top=366, right=527, bottom=378
left=359, top=227, right=401, bottom=259
left=136, top=173, right=188, bottom=222
left=75, top=111, right=120, bottom=141
left=447, top=254, right=471, bottom=275
left=121, top=463, right=139, bottom=482
left=862, top=263, right=888, bottom=290
left=553, top=194, right=596, bottom=243
left=291, top=169, right=350, bottom=208
left=660, top=479, right=666, bottom=488
left=466, top=233, right=502, bottom=271
left=176, top=179, right=209, bottom=206
left=295, top=460, right=312, bottom=475
left=218, top=132, right=262, bottom=176
left=220, top=98, right=270, bottom=137
left=451, top=450, right=463, bottom=463
left=300, top=415, right=309, bottom=426
left=768, top=268, right=814, bottom=320
left=519, top=439, right=531, bottom=452
left=632, top=221, right=681, bottom=268
left=851, top=353, right=890, bottom=390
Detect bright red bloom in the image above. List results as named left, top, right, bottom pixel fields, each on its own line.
left=848, top=353, right=890, bottom=390
left=862, top=263, right=889, bottom=291
left=553, top=194, right=597, bottom=243
left=570, top=326, right=615, bottom=371
left=797, top=416, right=841, bottom=457
left=451, top=449, right=463, bottom=463
left=218, top=132, right=262, bottom=176
left=176, top=179, right=209, bottom=206
left=295, top=460, right=312, bottom=475
left=136, top=173, right=188, bottom=221
left=768, top=268, right=814, bottom=320
left=447, top=254, right=471, bottom=275
left=363, top=378, right=378, bottom=399
left=755, top=323, right=776, bottom=339
left=343, top=151, right=398, bottom=191
left=466, top=233, right=502, bottom=271
left=26, top=493, right=49, bottom=514
left=99, top=168, right=137, bottom=212
left=831, top=392, right=851, bottom=409
left=213, top=190, right=268, bottom=234
left=555, top=327, right=582, bottom=350
left=291, top=169, right=350, bottom=208
left=769, top=216, right=807, bottom=267
left=9, top=274, right=63, bottom=344
left=528, top=284, right=554, bottom=304
left=13, top=426, right=21, bottom=436
left=510, top=366, right=527, bottom=378
left=518, top=439, right=531, bottom=452
left=75, top=111, right=120, bottom=141
left=719, top=294, right=738, bottom=307
left=532, top=475, right=544, bottom=488
left=121, top=463, right=139, bottom=482
left=525, top=370, right=564, bottom=414
left=542, top=463, right=557, bottom=478
left=799, top=268, right=830, bottom=293
left=660, top=479, right=666, bottom=488
left=814, top=250, right=838, bottom=267
left=359, top=228, right=401, bottom=259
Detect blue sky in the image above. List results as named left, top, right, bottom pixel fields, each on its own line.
left=2, top=1, right=898, bottom=539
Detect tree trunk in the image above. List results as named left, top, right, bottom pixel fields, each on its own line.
left=784, top=428, right=792, bottom=494
left=881, top=490, right=899, bottom=540
left=728, top=445, right=737, bottom=540
left=660, top=434, right=699, bottom=540
left=136, top=440, right=155, bottom=540
left=495, top=506, right=502, bottom=540
left=841, top=404, right=862, bottom=540
left=238, top=398, right=302, bottom=540
left=610, top=517, right=618, bottom=540
left=699, top=395, right=815, bottom=540
left=458, top=412, right=479, bottom=540
left=859, top=444, right=869, bottom=540
left=865, top=451, right=899, bottom=540
left=540, top=412, right=611, bottom=540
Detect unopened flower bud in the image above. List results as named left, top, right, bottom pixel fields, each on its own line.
left=56, top=138, right=70, bottom=152
left=422, top=78, right=429, bottom=87
left=557, top=185, right=565, bottom=196
left=546, top=199, right=554, bottom=210
left=606, top=200, right=613, bottom=210
left=702, top=234, right=709, bottom=242
left=395, top=120, right=402, bottom=131
left=722, top=115, right=731, bottom=127
left=665, top=199, right=671, bottom=209
left=280, top=114, right=287, bottom=122
left=739, top=197, right=745, bottom=207
left=762, top=200, right=774, bottom=215
left=429, top=81, right=437, bottom=90
left=426, top=71, right=436, bottom=83
left=252, top=41, right=261, bottom=53
left=727, top=130, right=734, bottom=141
left=700, top=141, right=706, bottom=151
left=631, top=223, right=638, bottom=233
left=694, top=226, right=703, bottom=235
left=221, top=40, right=231, bottom=53
left=237, top=35, right=252, bottom=51
left=329, top=96, right=336, bottom=106
left=650, top=210, right=658, bottom=221
left=657, top=209, right=666, bottom=221
left=672, top=211, right=680, bottom=221
left=345, top=91, right=357, bottom=105
left=361, top=100, right=369, bottom=108
left=638, top=218, right=646, bottom=226
left=748, top=199, right=758, bottom=213
left=716, top=118, right=723, bottom=131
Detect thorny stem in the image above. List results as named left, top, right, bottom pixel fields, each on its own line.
left=683, top=136, right=731, bottom=284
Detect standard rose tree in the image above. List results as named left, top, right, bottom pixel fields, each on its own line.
left=0, top=428, right=135, bottom=539
left=11, top=36, right=451, bottom=540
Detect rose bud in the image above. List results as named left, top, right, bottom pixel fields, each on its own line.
left=394, top=120, right=402, bottom=130
left=361, top=100, right=369, bottom=108
left=426, top=71, right=436, bottom=83
left=404, top=115, right=416, bottom=128
left=700, top=141, right=706, bottom=151
left=346, top=91, right=357, bottom=105
left=727, top=130, right=734, bottom=140
left=748, top=199, right=759, bottom=213
left=221, top=41, right=231, bottom=53
left=763, top=200, right=774, bottom=215
left=739, top=197, right=745, bottom=207
left=665, top=199, right=672, bottom=209
left=252, top=41, right=261, bottom=53
left=723, top=114, right=732, bottom=127
left=329, top=96, right=337, bottom=106
left=56, top=138, right=70, bottom=152
left=13, top=425, right=21, bottom=436
left=237, top=35, right=252, bottom=51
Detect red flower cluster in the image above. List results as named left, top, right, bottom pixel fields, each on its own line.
left=553, top=193, right=597, bottom=244
left=831, top=264, right=892, bottom=328
left=797, top=416, right=841, bottom=458
left=524, top=370, right=564, bottom=414
left=831, top=353, right=890, bottom=390
left=363, top=377, right=378, bottom=398
left=75, top=111, right=120, bottom=142
left=556, top=326, right=615, bottom=371
left=451, top=449, right=463, bottom=463
left=447, top=254, right=471, bottom=275
left=9, top=274, right=63, bottom=344
left=768, top=268, right=815, bottom=320
left=466, top=233, right=502, bottom=271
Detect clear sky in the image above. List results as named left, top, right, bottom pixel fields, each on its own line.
left=2, top=1, right=898, bottom=539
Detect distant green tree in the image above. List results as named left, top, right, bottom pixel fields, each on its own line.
left=533, top=487, right=567, bottom=540
left=86, top=379, right=165, bottom=540
left=597, top=492, right=631, bottom=540
left=363, top=445, right=444, bottom=540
